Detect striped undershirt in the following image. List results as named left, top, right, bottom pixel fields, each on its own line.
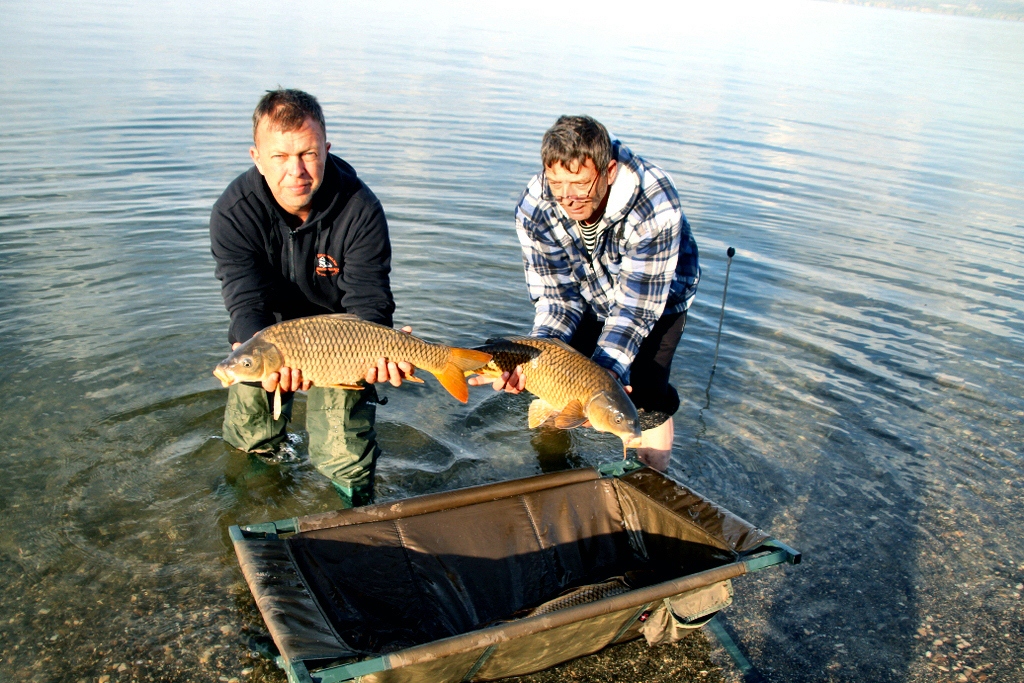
left=575, top=219, right=604, bottom=258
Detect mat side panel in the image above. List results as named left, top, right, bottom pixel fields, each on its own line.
left=233, top=537, right=353, bottom=662
left=619, top=469, right=771, bottom=553
left=296, top=468, right=600, bottom=532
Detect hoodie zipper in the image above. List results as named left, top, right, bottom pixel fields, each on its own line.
left=288, top=229, right=297, bottom=283
left=285, top=219, right=324, bottom=284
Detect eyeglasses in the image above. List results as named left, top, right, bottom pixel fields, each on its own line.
left=541, top=171, right=602, bottom=204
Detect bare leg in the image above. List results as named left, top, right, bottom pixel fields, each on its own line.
left=635, top=417, right=673, bottom=471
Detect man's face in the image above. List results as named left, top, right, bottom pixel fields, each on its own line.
left=250, top=115, right=330, bottom=220
left=544, top=157, right=618, bottom=223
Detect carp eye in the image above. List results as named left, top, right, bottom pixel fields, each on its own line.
left=241, top=359, right=252, bottom=368
left=614, top=415, right=622, bottom=424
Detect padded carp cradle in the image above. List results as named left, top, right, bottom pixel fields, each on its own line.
left=230, top=463, right=800, bottom=683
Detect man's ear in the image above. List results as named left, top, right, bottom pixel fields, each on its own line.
left=606, top=159, right=619, bottom=185
left=249, top=146, right=263, bottom=175
left=325, top=141, right=331, bottom=154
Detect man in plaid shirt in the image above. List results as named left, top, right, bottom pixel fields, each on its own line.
left=473, top=115, right=699, bottom=470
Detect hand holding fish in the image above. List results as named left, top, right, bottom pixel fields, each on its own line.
left=468, top=364, right=527, bottom=394
left=366, top=357, right=416, bottom=387
left=232, top=342, right=314, bottom=393
left=365, top=326, right=417, bottom=387
left=267, top=365, right=313, bottom=393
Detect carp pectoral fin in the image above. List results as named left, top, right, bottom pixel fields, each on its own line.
left=402, top=375, right=425, bottom=384
left=528, top=399, right=559, bottom=429
left=553, top=400, right=588, bottom=430
left=273, top=387, right=282, bottom=421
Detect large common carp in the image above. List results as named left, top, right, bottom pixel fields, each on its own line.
left=470, top=336, right=641, bottom=455
left=214, top=314, right=492, bottom=418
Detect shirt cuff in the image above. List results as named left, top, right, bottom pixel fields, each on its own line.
left=591, top=347, right=630, bottom=383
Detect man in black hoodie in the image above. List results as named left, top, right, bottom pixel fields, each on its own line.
left=210, top=89, right=408, bottom=507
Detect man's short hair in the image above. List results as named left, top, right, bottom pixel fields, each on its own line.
left=541, top=115, right=612, bottom=171
left=252, top=89, right=326, bottom=141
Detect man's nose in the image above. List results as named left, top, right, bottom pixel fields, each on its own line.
left=286, top=156, right=309, bottom=176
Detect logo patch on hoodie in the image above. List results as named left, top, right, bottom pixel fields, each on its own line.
left=315, top=254, right=340, bottom=276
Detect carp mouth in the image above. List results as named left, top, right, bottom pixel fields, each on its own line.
left=620, top=429, right=643, bottom=458
left=213, top=366, right=235, bottom=388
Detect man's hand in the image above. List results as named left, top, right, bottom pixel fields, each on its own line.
left=231, top=342, right=313, bottom=393
left=265, top=366, right=312, bottom=393
left=366, top=359, right=417, bottom=387
left=365, top=326, right=418, bottom=387
left=468, top=365, right=527, bottom=394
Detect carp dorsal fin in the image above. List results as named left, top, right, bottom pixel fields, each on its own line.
left=484, top=334, right=532, bottom=344
left=528, top=399, right=559, bottom=429
left=553, top=399, right=588, bottom=429
left=542, top=337, right=582, bottom=355
left=491, top=335, right=581, bottom=355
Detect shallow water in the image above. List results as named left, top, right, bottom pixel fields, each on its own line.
left=1, top=1, right=1023, bottom=681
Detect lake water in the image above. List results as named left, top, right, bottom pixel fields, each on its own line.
left=1, top=1, right=1022, bottom=681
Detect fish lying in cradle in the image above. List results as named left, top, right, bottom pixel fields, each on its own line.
left=469, top=336, right=641, bottom=456
left=213, top=314, right=492, bottom=418
left=525, top=577, right=632, bottom=617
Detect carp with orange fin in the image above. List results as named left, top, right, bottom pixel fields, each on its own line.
left=469, top=336, right=640, bottom=456
left=213, top=314, right=492, bottom=418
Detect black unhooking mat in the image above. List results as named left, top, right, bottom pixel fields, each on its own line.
left=231, top=466, right=799, bottom=683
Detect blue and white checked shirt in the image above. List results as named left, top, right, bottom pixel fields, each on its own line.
left=515, top=141, right=700, bottom=381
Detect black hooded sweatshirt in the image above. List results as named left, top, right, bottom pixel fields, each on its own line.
left=210, top=154, right=395, bottom=345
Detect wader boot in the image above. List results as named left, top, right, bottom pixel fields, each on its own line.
left=222, top=382, right=294, bottom=453
left=306, top=386, right=380, bottom=508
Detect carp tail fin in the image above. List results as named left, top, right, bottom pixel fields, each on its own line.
left=432, top=348, right=492, bottom=403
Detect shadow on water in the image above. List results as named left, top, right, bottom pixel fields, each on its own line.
left=531, top=428, right=584, bottom=473
left=374, top=421, right=481, bottom=499
left=464, top=390, right=619, bottom=474
left=681, top=273, right=930, bottom=682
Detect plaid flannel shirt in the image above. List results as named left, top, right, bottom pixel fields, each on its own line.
left=515, top=141, right=700, bottom=381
